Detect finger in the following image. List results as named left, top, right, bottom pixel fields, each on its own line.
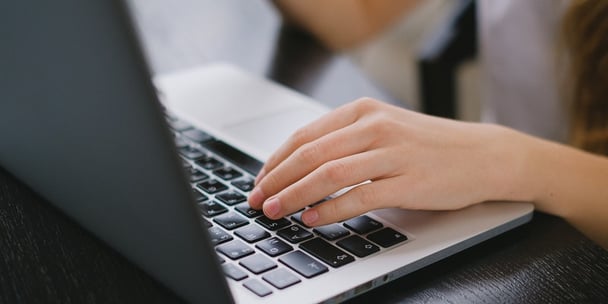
left=261, top=149, right=393, bottom=219
left=255, top=98, right=377, bottom=185
left=300, top=177, right=404, bottom=226
left=250, top=121, right=374, bottom=209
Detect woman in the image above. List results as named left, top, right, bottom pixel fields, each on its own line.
left=249, top=0, right=608, bottom=249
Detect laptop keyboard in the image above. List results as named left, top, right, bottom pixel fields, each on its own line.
left=167, top=114, right=408, bottom=298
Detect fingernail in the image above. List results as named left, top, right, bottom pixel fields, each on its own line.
left=249, top=187, right=265, bottom=207
left=254, top=168, right=266, bottom=186
left=302, top=209, right=319, bottom=226
left=263, top=197, right=281, bottom=218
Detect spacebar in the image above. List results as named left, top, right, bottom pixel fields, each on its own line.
left=200, top=139, right=263, bottom=175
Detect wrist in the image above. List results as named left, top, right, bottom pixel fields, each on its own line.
left=481, top=125, right=539, bottom=204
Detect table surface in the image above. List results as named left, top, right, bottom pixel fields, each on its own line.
left=1, top=0, right=607, bottom=303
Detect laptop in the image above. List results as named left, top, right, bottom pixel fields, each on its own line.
left=0, top=0, right=533, bottom=303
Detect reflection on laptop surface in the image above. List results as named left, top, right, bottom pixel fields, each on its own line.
left=0, top=0, right=533, bottom=303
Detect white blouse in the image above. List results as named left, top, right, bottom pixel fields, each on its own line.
left=478, top=0, right=569, bottom=142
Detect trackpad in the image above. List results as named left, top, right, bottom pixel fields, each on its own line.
left=222, top=107, right=321, bottom=156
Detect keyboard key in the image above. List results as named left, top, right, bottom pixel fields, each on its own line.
left=255, top=216, right=291, bottom=231
left=367, top=227, right=408, bottom=248
left=313, top=224, right=350, bottom=241
left=179, top=146, right=205, bottom=160
left=198, top=200, right=227, bottom=217
left=195, top=156, right=224, bottom=171
left=300, top=238, right=354, bottom=268
left=290, top=210, right=307, bottom=227
left=181, top=129, right=212, bottom=143
left=201, top=139, right=264, bottom=175
left=207, top=226, right=233, bottom=246
left=196, top=179, right=228, bottom=194
left=216, top=191, right=246, bottom=206
left=235, top=224, right=270, bottom=243
left=256, top=237, right=293, bottom=257
left=239, top=254, right=277, bottom=274
left=192, top=189, right=208, bottom=202
left=213, top=167, right=242, bottom=181
left=262, top=268, right=301, bottom=289
left=213, top=212, right=249, bottom=230
left=174, top=136, right=188, bottom=148
left=343, top=215, right=383, bottom=234
left=235, top=202, right=263, bottom=218
left=217, top=240, right=254, bottom=260
left=279, top=250, right=328, bottom=278
left=232, top=179, right=254, bottom=192
left=189, top=168, right=208, bottom=182
left=336, top=235, right=380, bottom=258
left=277, top=225, right=314, bottom=244
left=243, top=279, right=272, bottom=297
left=223, top=263, right=248, bottom=281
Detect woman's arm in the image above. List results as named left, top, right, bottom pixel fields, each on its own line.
left=520, top=133, right=608, bottom=248
left=248, top=98, right=608, bottom=249
left=272, top=0, right=420, bottom=50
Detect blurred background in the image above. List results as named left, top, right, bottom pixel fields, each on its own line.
left=128, top=0, right=480, bottom=120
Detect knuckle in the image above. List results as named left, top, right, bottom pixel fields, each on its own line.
left=320, top=160, right=351, bottom=186
left=296, top=142, right=321, bottom=165
left=291, top=126, right=311, bottom=146
left=352, top=97, right=380, bottom=113
left=352, top=184, right=379, bottom=209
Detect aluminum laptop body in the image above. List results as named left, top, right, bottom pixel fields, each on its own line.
left=0, top=0, right=533, bottom=303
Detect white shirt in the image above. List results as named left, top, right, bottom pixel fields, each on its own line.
left=479, top=0, right=568, bottom=142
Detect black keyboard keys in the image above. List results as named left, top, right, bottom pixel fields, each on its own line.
left=300, top=238, right=354, bottom=268
left=223, top=263, right=248, bottom=281
left=235, top=224, right=270, bottom=243
left=239, top=254, right=277, bottom=274
left=256, top=237, right=293, bottom=257
left=198, top=200, right=227, bottom=217
left=189, top=168, right=208, bottom=182
left=207, top=226, right=233, bottom=246
left=216, top=191, right=246, bottom=206
left=217, top=240, right=254, bottom=260
left=195, top=156, right=224, bottom=171
left=336, top=235, right=380, bottom=258
left=255, top=216, right=291, bottom=231
left=313, top=224, right=350, bottom=241
left=213, top=212, right=249, bottom=230
left=179, top=146, right=205, bottom=160
left=196, top=179, right=227, bottom=194
left=277, top=225, right=313, bottom=243
left=279, top=250, right=328, bottom=278
left=192, top=189, right=208, bottom=202
left=235, top=202, right=263, bottom=218
left=367, top=227, right=408, bottom=248
left=262, top=268, right=301, bottom=289
left=232, top=179, right=254, bottom=192
left=213, top=167, right=242, bottom=181
left=343, top=215, right=383, bottom=234
left=243, top=279, right=272, bottom=297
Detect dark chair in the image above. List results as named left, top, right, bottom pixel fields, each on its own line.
left=417, top=0, right=477, bottom=119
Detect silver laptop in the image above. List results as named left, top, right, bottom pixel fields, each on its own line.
left=0, top=0, right=533, bottom=303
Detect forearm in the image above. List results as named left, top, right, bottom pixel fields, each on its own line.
left=511, top=130, right=608, bottom=248
left=272, top=0, right=420, bottom=50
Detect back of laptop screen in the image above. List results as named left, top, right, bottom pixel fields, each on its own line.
left=0, top=0, right=232, bottom=302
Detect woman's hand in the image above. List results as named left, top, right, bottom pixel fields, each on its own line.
left=248, top=98, right=527, bottom=227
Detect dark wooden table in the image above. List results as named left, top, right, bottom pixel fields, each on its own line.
left=1, top=0, right=607, bottom=303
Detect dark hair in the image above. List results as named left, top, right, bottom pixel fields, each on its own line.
left=562, top=0, right=608, bottom=155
